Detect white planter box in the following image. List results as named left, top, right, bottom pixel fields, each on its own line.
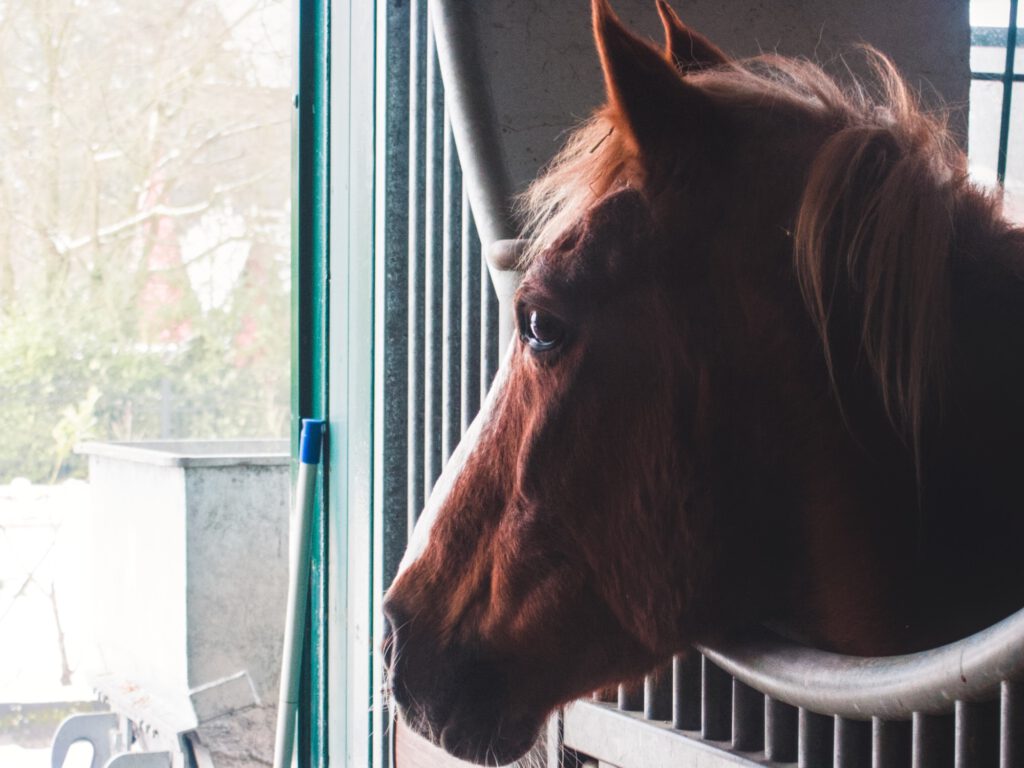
left=76, top=440, right=290, bottom=736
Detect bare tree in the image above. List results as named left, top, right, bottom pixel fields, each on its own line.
left=0, top=0, right=291, bottom=481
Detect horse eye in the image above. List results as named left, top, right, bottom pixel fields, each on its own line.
left=522, top=309, right=564, bottom=352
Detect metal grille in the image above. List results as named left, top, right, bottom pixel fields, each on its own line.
left=560, top=655, right=1023, bottom=767
left=406, top=0, right=500, bottom=529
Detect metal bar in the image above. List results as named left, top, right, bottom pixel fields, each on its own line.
left=375, top=0, right=411, bottom=582
left=765, top=698, right=799, bottom=763
left=480, top=250, right=499, bottom=397
left=459, top=189, right=481, bottom=433
left=644, top=664, right=672, bottom=722
left=955, top=700, right=999, bottom=768
left=428, top=0, right=516, bottom=248
left=405, top=0, right=427, bottom=531
left=274, top=422, right=324, bottom=768
left=873, top=718, right=912, bottom=768
left=423, top=18, right=444, bottom=497
left=996, top=0, right=1019, bottom=183
left=913, top=712, right=954, bottom=768
left=440, top=110, right=462, bottom=463
left=373, top=3, right=414, bottom=764
left=672, top=654, right=701, bottom=731
left=618, top=681, right=644, bottom=713
left=731, top=680, right=764, bottom=753
left=563, top=701, right=764, bottom=768
left=835, top=717, right=871, bottom=768
left=702, top=657, right=732, bottom=742
left=971, top=72, right=1024, bottom=82
left=700, top=611, right=1024, bottom=721
left=798, top=709, right=833, bottom=768
left=1001, top=681, right=1024, bottom=768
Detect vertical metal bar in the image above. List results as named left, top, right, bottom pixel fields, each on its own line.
left=440, top=110, right=461, bottom=462
left=873, top=718, right=912, bottom=768
left=618, top=680, right=644, bottom=712
left=459, top=189, right=481, bottom=432
left=374, top=2, right=413, bottom=765
left=480, top=245, right=499, bottom=397
left=376, top=0, right=411, bottom=586
left=835, top=717, right=871, bottom=768
left=672, top=653, right=701, bottom=731
left=913, top=712, right=954, bottom=768
left=997, top=0, right=1019, bottom=183
left=545, top=712, right=563, bottom=768
left=423, top=18, right=444, bottom=497
left=732, top=680, right=764, bottom=753
left=1001, top=681, right=1024, bottom=768
left=701, top=656, right=732, bottom=742
left=956, top=700, right=999, bottom=768
left=643, top=664, right=672, bottom=722
left=405, top=0, right=427, bottom=531
left=766, top=698, right=799, bottom=763
left=798, top=709, right=834, bottom=768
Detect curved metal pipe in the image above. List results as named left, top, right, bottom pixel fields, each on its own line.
left=428, top=0, right=517, bottom=250
left=699, top=607, right=1024, bottom=720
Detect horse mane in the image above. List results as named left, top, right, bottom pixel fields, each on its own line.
left=519, top=48, right=993, bottom=470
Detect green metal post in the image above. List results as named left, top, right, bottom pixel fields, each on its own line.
left=293, top=0, right=330, bottom=765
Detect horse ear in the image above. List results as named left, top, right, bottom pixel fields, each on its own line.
left=655, top=0, right=729, bottom=72
left=592, top=0, right=717, bottom=154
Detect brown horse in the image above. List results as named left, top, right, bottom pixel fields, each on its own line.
left=383, top=1, right=1024, bottom=763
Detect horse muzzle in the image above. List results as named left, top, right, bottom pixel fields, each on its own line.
left=382, top=601, right=542, bottom=765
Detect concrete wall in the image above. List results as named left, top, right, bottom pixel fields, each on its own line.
left=468, top=0, right=970, bottom=194
left=80, top=440, right=289, bottom=736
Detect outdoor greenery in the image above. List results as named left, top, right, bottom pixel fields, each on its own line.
left=0, top=0, right=291, bottom=482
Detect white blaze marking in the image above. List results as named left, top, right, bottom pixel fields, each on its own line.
left=395, top=340, right=516, bottom=577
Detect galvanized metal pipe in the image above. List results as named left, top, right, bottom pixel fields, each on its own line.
left=701, top=609, right=1024, bottom=720
left=955, top=700, right=999, bottom=768
left=798, top=709, right=833, bottom=768
left=731, top=680, right=764, bottom=753
left=765, top=698, right=798, bottom=763
left=423, top=20, right=444, bottom=497
left=1001, top=681, right=1024, bottom=768
left=701, top=657, right=732, bottom=742
left=834, top=716, right=871, bottom=768
left=644, top=665, right=672, bottom=722
left=405, top=0, right=427, bottom=532
left=427, top=0, right=516, bottom=249
left=672, top=653, right=701, bottom=732
left=618, top=681, right=644, bottom=713
left=872, top=717, right=911, bottom=768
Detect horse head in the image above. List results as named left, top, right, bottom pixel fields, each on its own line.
left=384, top=0, right=971, bottom=763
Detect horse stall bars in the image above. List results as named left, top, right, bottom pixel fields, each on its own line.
left=377, top=0, right=502, bottom=764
